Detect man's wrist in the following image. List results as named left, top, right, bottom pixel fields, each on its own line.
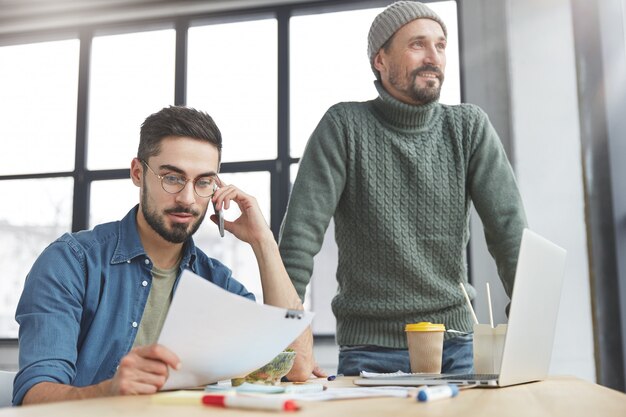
left=96, top=379, right=113, bottom=397
left=250, top=232, right=279, bottom=254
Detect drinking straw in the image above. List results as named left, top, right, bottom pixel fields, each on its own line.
left=459, top=282, right=479, bottom=325
left=486, top=282, right=494, bottom=328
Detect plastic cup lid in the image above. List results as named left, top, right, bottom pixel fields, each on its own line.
left=405, top=322, right=446, bottom=332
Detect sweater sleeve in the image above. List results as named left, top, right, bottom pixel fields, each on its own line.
left=467, top=107, right=528, bottom=298
left=279, top=107, right=348, bottom=301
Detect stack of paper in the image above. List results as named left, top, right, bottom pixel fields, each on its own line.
left=158, top=269, right=313, bottom=390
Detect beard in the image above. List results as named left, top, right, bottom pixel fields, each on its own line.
left=388, top=64, right=444, bottom=104
left=141, top=181, right=207, bottom=244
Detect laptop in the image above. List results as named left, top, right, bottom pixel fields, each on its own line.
left=354, top=228, right=567, bottom=388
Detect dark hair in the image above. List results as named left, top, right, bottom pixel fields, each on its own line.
left=138, top=106, right=222, bottom=163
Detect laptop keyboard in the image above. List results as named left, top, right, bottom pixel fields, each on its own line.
left=436, top=374, right=499, bottom=381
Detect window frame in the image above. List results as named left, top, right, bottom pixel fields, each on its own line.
left=0, top=0, right=458, bottom=341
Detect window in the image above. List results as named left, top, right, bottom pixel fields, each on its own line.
left=291, top=2, right=459, bottom=158
left=0, top=39, right=79, bottom=175
left=88, top=29, right=176, bottom=170
left=0, top=179, right=73, bottom=337
left=187, top=18, right=277, bottom=163
left=290, top=8, right=382, bottom=157
left=90, top=179, right=137, bottom=227
left=0, top=39, right=79, bottom=338
left=0, top=1, right=461, bottom=339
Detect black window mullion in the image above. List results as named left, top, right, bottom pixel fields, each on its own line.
left=219, top=160, right=275, bottom=174
left=174, top=18, right=189, bottom=106
left=272, top=7, right=291, bottom=240
left=71, top=29, right=92, bottom=233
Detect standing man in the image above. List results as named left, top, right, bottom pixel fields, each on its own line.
left=14, top=106, right=316, bottom=405
left=279, top=1, right=527, bottom=375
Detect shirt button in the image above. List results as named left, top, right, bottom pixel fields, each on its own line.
left=144, top=259, right=150, bottom=265
left=127, top=260, right=131, bottom=264
left=142, top=281, right=148, bottom=287
left=132, top=321, right=138, bottom=328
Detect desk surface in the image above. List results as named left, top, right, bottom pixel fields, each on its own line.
left=2, top=376, right=625, bottom=417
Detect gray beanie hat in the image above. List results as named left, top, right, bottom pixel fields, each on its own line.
left=368, top=1, right=447, bottom=78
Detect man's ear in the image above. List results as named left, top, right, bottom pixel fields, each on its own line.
left=130, top=158, right=143, bottom=187
left=373, top=51, right=387, bottom=75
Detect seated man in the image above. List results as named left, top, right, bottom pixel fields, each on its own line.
left=13, top=106, right=320, bottom=405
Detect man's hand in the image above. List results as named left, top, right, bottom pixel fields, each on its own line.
left=285, top=329, right=327, bottom=381
left=107, top=344, right=181, bottom=396
left=287, top=357, right=327, bottom=382
left=210, top=181, right=273, bottom=246
left=22, top=344, right=181, bottom=404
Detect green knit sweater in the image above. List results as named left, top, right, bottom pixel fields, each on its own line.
left=279, top=82, right=527, bottom=348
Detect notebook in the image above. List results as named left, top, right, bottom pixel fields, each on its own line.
left=354, top=228, right=567, bottom=388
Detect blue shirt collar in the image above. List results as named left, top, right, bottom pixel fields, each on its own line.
left=110, top=205, right=198, bottom=271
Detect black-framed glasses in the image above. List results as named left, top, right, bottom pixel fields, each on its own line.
left=141, top=159, right=218, bottom=198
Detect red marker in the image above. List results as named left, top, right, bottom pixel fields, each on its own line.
left=202, top=394, right=300, bottom=412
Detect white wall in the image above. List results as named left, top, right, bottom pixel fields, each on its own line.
left=506, top=0, right=595, bottom=381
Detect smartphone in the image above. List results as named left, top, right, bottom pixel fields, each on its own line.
left=213, top=201, right=224, bottom=237
left=213, top=183, right=224, bottom=237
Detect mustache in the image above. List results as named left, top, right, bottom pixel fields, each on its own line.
left=165, top=206, right=200, bottom=217
left=411, top=65, right=444, bottom=80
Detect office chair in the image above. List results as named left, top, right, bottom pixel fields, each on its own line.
left=0, top=370, right=16, bottom=407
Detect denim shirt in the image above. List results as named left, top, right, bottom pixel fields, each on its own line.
left=13, top=205, right=254, bottom=405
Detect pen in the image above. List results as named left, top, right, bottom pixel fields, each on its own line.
left=327, top=373, right=343, bottom=381
left=202, top=394, right=300, bottom=412
left=417, top=385, right=459, bottom=402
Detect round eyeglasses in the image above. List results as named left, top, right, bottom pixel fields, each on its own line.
left=141, top=160, right=218, bottom=198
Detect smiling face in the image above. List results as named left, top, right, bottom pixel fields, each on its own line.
left=374, top=18, right=447, bottom=105
left=131, top=136, right=219, bottom=245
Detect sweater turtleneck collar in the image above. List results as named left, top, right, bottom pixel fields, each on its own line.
left=372, top=80, right=439, bottom=130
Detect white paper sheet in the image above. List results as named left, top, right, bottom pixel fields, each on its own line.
left=280, top=387, right=415, bottom=401
left=158, top=269, right=313, bottom=390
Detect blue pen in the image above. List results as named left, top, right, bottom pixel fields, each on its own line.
left=327, top=373, right=344, bottom=381
left=417, top=385, right=459, bottom=402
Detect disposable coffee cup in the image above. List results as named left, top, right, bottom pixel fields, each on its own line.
left=473, top=323, right=507, bottom=374
left=405, top=322, right=445, bottom=373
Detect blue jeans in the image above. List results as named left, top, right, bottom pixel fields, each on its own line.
left=337, top=334, right=474, bottom=376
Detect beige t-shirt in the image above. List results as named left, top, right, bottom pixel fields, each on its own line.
left=132, top=262, right=179, bottom=348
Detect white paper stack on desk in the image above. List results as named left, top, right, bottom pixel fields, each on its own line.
left=158, top=269, right=314, bottom=390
